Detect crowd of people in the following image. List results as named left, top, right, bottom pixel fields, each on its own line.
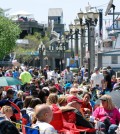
left=0, top=64, right=119, bottom=134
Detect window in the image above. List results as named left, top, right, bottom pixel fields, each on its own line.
left=111, top=56, right=118, bottom=64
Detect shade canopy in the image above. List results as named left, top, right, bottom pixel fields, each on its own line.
left=0, top=77, right=22, bottom=86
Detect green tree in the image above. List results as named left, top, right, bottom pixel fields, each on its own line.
left=0, top=16, right=21, bottom=60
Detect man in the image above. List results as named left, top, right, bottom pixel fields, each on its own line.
left=62, top=95, right=94, bottom=129
left=19, top=67, right=32, bottom=84
left=19, top=67, right=32, bottom=91
left=33, top=104, right=57, bottom=134
left=51, top=68, right=59, bottom=84
left=64, top=66, right=73, bottom=83
left=90, top=67, right=104, bottom=100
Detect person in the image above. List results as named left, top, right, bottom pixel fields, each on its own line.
left=81, top=92, right=92, bottom=117
left=1, top=105, right=13, bottom=121
left=69, top=87, right=80, bottom=97
left=33, top=104, right=58, bottom=134
left=107, top=66, right=115, bottom=78
left=19, top=67, right=32, bottom=90
left=0, top=120, right=19, bottom=134
left=49, top=86, right=58, bottom=94
left=93, top=94, right=120, bottom=134
left=12, top=68, right=20, bottom=79
left=4, top=88, right=15, bottom=101
left=64, top=66, right=73, bottom=83
left=13, top=90, right=23, bottom=109
left=62, top=95, right=94, bottom=128
left=26, top=98, right=42, bottom=122
left=0, top=68, right=4, bottom=77
left=113, top=77, right=120, bottom=90
left=58, top=95, right=67, bottom=106
left=91, top=67, right=104, bottom=89
left=102, top=67, right=112, bottom=93
left=38, top=88, right=49, bottom=103
left=23, top=96, right=33, bottom=109
left=51, top=68, right=59, bottom=84
left=46, top=93, right=60, bottom=112
left=90, top=67, right=104, bottom=100
left=111, top=75, right=117, bottom=89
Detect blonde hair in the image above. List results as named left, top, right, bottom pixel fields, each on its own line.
left=47, top=93, right=58, bottom=105
left=1, top=105, right=12, bottom=114
left=101, top=94, right=115, bottom=110
left=17, top=90, right=23, bottom=99
left=58, top=95, right=67, bottom=106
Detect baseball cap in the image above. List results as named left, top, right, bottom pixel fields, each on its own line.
left=94, top=67, right=99, bottom=71
left=102, top=67, right=107, bottom=71
left=67, top=95, right=83, bottom=104
left=6, top=89, right=15, bottom=94
left=70, top=88, right=79, bottom=93
left=100, top=95, right=107, bottom=101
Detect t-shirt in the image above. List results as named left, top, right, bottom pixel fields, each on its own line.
left=81, top=102, right=92, bottom=114
left=19, top=71, right=32, bottom=84
left=33, top=121, right=58, bottom=134
left=91, top=73, right=104, bottom=88
left=93, top=106, right=120, bottom=124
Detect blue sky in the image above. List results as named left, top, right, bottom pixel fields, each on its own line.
left=0, top=0, right=119, bottom=28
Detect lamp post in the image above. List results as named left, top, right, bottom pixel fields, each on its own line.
left=69, top=23, right=80, bottom=68
left=44, top=56, right=48, bottom=65
left=78, top=8, right=99, bottom=80
left=57, top=40, right=66, bottom=72
left=69, top=24, right=74, bottom=58
left=38, top=41, right=45, bottom=69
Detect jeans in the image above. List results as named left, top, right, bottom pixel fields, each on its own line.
left=96, top=122, right=118, bottom=134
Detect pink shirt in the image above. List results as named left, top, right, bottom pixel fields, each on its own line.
left=93, top=106, right=120, bottom=124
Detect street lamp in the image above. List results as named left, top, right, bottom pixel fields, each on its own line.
left=69, top=23, right=74, bottom=58
left=69, top=22, right=80, bottom=68
left=38, top=41, right=45, bottom=69
left=78, top=8, right=99, bottom=80
left=44, top=56, right=48, bottom=65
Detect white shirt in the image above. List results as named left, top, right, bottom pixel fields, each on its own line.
left=91, top=72, right=104, bottom=88
left=64, top=70, right=73, bottom=83
left=33, top=121, right=58, bottom=134
left=47, top=71, right=52, bottom=80
left=51, top=71, right=59, bottom=83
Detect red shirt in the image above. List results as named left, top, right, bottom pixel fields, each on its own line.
left=81, top=102, right=92, bottom=114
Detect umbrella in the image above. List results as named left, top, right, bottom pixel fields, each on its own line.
left=96, top=90, right=120, bottom=108
left=0, top=77, right=22, bottom=86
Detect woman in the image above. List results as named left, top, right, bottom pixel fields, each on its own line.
left=81, top=92, right=92, bottom=116
left=58, top=95, right=67, bottom=106
left=23, top=96, right=33, bottom=109
left=38, top=88, right=49, bottom=103
left=26, top=98, right=42, bottom=122
left=46, top=93, right=60, bottom=112
left=1, top=105, right=13, bottom=121
left=93, top=94, right=120, bottom=134
left=111, top=75, right=117, bottom=89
